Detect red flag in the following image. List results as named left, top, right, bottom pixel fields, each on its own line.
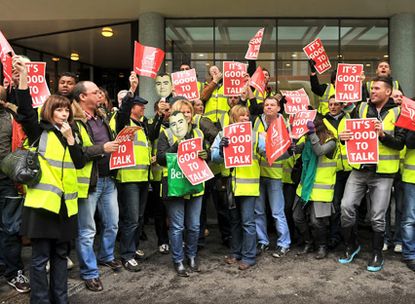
left=133, top=41, right=165, bottom=79
left=266, top=116, right=291, bottom=166
left=2, top=54, right=12, bottom=87
left=245, top=28, right=264, bottom=60
left=250, top=66, right=266, bottom=95
left=395, top=97, right=415, bottom=131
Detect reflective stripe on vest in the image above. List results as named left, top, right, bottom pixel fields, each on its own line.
left=203, top=85, right=229, bottom=123
left=403, top=148, right=415, bottom=183
left=24, top=131, right=78, bottom=217
left=75, top=121, right=93, bottom=198
left=353, top=102, right=401, bottom=174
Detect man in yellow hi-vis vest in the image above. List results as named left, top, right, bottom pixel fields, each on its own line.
left=338, top=76, right=406, bottom=272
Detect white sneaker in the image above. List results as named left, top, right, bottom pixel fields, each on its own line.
left=67, top=257, right=74, bottom=270
left=135, top=249, right=145, bottom=259
left=382, top=243, right=389, bottom=251
left=394, top=244, right=403, bottom=253
left=159, top=244, right=170, bottom=254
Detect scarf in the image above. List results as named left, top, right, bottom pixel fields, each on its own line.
left=299, top=139, right=319, bottom=204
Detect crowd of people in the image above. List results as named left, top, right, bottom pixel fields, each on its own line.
left=0, top=53, right=414, bottom=304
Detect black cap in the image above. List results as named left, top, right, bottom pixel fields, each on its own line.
left=131, top=95, right=148, bottom=105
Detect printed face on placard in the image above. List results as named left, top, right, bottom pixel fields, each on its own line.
left=155, top=75, right=172, bottom=98
left=169, top=112, right=188, bottom=140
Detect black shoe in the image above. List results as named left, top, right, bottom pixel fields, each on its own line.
left=0, top=264, right=5, bottom=277
left=84, top=277, right=104, bottom=292
left=367, top=251, right=384, bottom=272
left=315, top=246, right=328, bottom=260
left=272, top=246, right=290, bottom=258
left=187, top=257, right=201, bottom=272
left=98, top=259, right=122, bottom=272
left=406, top=260, right=415, bottom=272
left=297, top=242, right=314, bottom=255
left=174, top=262, right=189, bottom=277
left=123, top=258, right=141, bottom=272
left=256, top=243, right=269, bottom=256
left=328, top=238, right=341, bottom=250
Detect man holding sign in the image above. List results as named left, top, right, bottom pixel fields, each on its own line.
left=338, top=76, right=406, bottom=272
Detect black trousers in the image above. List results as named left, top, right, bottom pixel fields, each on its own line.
left=30, top=238, right=70, bottom=304
left=330, top=171, right=350, bottom=242
left=0, top=179, right=24, bottom=280
left=151, top=182, right=169, bottom=246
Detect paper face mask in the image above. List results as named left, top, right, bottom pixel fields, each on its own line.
left=155, top=74, right=172, bottom=98
left=169, top=112, right=188, bottom=140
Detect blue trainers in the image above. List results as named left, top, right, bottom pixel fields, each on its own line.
left=367, top=252, right=384, bottom=272
left=338, top=245, right=361, bottom=264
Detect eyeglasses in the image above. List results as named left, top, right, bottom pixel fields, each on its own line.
left=84, top=90, right=100, bottom=96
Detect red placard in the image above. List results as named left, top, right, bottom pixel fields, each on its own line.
left=25, top=62, right=51, bottom=108
left=110, top=126, right=142, bottom=170
left=223, top=61, right=247, bottom=96
left=266, top=116, right=291, bottom=166
left=244, top=28, right=264, bottom=60
left=345, top=118, right=378, bottom=164
left=223, top=122, right=253, bottom=168
left=395, top=97, right=415, bottom=131
left=250, top=66, right=266, bottom=95
left=303, top=38, right=331, bottom=74
left=0, top=31, right=14, bottom=59
left=133, top=41, right=165, bottom=79
left=2, top=54, right=12, bottom=87
left=177, top=138, right=214, bottom=185
left=290, top=110, right=317, bottom=139
left=281, top=88, right=310, bottom=115
left=171, top=69, right=200, bottom=101
left=335, top=63, right=363, bottom=102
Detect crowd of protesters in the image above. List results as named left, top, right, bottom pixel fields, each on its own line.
left=0, top=52, right=414, bottom=304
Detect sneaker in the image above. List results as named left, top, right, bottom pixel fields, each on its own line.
left=7, top=270, right=31, bottom=293
left=256, top=243, right=269, bottom=256
left=123, top=259, right=141, bottom=272
left=135, top=249, right=145, bottom=260
left=272, top=246, right=290, bottom=258
left=367, top=251, right=384, bottom=272
left=159, top=244, right=170, bottom=254
left=394, top=244, right=403, bottom=253
left=339, top=244, right=361, bottom=264
left=67, top=257, right=74, bottom=270
left=98, top=259, right=122, bottom=272
left=382, top=243, right=389, bottom=251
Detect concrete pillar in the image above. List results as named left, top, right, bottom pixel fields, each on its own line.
left=390, top=13, right=415, bottom=98
left=138, top=12, right=164, bottom=116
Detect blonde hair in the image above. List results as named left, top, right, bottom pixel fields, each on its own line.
left=229, top=104, right=249, bottom=124
left=171, top=99, right=194, bottom=118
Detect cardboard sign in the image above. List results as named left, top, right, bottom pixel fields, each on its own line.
left=110, top=126, right=142, bottom=170
left=133, top=41, right=165, bottom=79
left=303, top=38, right=331, bottom=74
left=2, top=54, right=12, bottom=87
left=281, top=88, right=310, bottom=115
left=0, top=31, right=14, bottom=59
left=335, top=63, right=363, bottom=102
left=223, top=121, right=253, bottom=168
left=223, top=61, right=247, bottom=96
left=266, top=116, right=291, bottom=166
left=25, top=62, right=50, bottom=108
left=245, top=28, right=264, bottom=60
left=395, top=97, right=415, bottom=131
left=171, top=69, right=200, bottom=101
left=290, top=110, right=317, bottom=139
left=177, top=137, right=214, bottom=185
left=250, top=66, right=266, bottom=95
left=345, top=118, right=378, bottom=164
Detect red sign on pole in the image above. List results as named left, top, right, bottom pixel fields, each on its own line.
left=266, top=116, right=291, bottom=166
left=171, top=69, right=200, bottom=101
left=345, top=118, right=378, bottom=164
left=25, top=62, right=51, bottom=108
left=223, top=61, right=247, bottom=96
left=110, top=126, right=142, bottom=170
left=177, top=138, right=214, bottom=185
left=395, top=97, right=415, bottom=131
left=223, top=121, right=253, bottom=168
left=244, top=28, right=264, bottom=60
left=250, top=66, right=266, bottom=95
left=290, top=110, right=317, bottom=139
left=335, top=63, right=363, bottom=103
left=303, top=38, right=331, bottom=74
left=281, top=88, right=310, bottom=115
left=133, top=41, right=165, bottom=79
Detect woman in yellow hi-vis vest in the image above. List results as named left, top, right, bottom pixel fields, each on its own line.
left=211, top=105, right=265, bottom=270
left=15, top=56, right=85, bottom=304
left=293, top=114, right=337, bottom=260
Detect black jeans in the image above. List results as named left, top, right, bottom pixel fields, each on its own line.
left=151, top=182, right=169, bottom=246
left=330, top=171, right=350, bottom=242
left=31, top=238, right=70, bottom=304
left=0, top=179, right=23, bottom=280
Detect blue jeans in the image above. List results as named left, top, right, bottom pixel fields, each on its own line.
left=166, top=196, right=202, bottom=264
left=119, top=182, right=148, bottom=261
left=76, top=177, right=119, bottom=280
left=255, top=178, right=291, bottom=248
left=401, top=182, right=415, bottom=261
left=230, top=196, right=257, bottom=266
